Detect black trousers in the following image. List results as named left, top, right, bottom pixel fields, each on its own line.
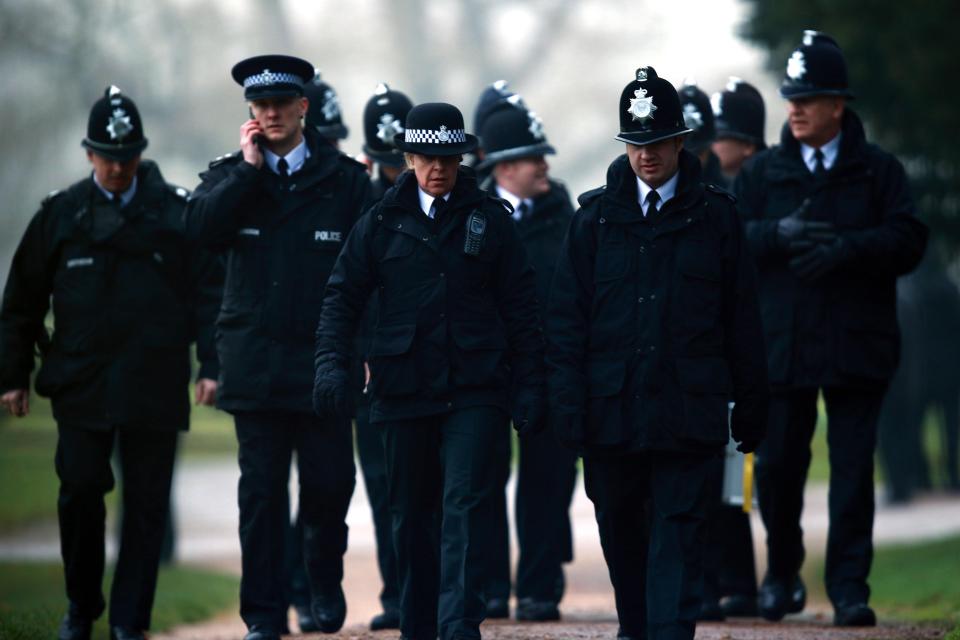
left=381, top=406, right=506, bottom=640
left=584, top=450, right=714, bottom=640
left=355, top=403, right=400, bottom=613
left=55, top=423, right=178, bottom=629
left=756, top=386, right=885, bottom=607
left=234, top=411, right=355, bottom=632
left=484, top=423, right=578, bottom=604
left=515, top=423, right=578, bottom=602
left=702, top=455, right=757, bottom=602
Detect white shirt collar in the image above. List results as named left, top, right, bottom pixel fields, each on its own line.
left=495, top=185, right=533, bottom=221
left=801, top=131, right=842, bottom=173
left=93, top=173, right=138, bottom=207
left=263, top=138, right=310, bottom=176
left=418, top=187, right=451, bottom=218
left=635, top=171, right=679, bottom=217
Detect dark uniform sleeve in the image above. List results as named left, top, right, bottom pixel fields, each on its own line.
left=183, top=159, right=263, bottom=248
left=492, top=209, right=545, bottom=415
left=733, top=156, right=782, bottom=261
left=188, top=247, right=224, bottom=381
left=315, top=211, right=379, bottom=371
left=719, top=204, right=770, bottom=443
left=0, top=204, right=56, bottom=392
left=545, top=210, right=594, bottom=418
left=840, top=154, right=927, bottom=277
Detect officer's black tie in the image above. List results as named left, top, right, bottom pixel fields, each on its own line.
left=432, top=197, right=447, bottom=221
left=645, top=190, right=661, bottom=218
left=813, top=148, right=826, bottom=177
left=517, top=200, right=531, bottom=221
left=277, top=157, right=289, bottom=178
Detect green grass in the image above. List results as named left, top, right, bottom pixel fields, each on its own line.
left=0, top=561, right=238, bottom=640
left=806, top=534, right=960, bottom=626
left=0, top=381, right=235, bottom=533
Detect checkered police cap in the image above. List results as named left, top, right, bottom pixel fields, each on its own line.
left=404, top=126, right=467, bottom=145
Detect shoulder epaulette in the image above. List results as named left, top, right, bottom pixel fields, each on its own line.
left=42, top=189, right=64, bottom=205
left=487, top=194, right=514, bottom=215
left=167, top=183, right=190, bottom=200
left=705, top=183, right=736, bottom=203
left=208, top=151, right=241, bottom=169
left=577, top=185, right=605, bottom=207
left=337, top=152, right=368, bottom=172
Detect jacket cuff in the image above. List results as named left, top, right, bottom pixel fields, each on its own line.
left=197, top=360, right=219, bottom=382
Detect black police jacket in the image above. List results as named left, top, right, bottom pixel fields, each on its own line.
left=0, top=161, right=222, bottom=431
left=733, top=110, right=928, bottom=389
left=546, top=150, right=768, bottom=454
left=315, top=167, right=544, bottom=424
left=479, top=176, right=576, bottom=310
left=184, top=128, right=372, bottom=414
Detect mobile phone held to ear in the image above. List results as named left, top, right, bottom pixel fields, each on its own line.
left=248, top=107, right=263, bottom=145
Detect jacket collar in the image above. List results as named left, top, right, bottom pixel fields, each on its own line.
left=773, top=109, right=868, bottom=179
left=600, top=150, right=704, bottom=223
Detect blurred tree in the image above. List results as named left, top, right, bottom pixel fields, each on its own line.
left=739, top=0, right=960, bottom=253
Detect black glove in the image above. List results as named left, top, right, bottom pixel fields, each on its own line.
left=789, top=237, right=850, bottom=282
left=313, top=362, right=352, bottom=417
left=736, top=438, right=761, bottom=454
left=776, top=216, right=837, bottom=254
left=512, top=400, right=545, bottom=438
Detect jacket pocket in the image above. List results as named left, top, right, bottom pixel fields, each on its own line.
left=299, top=234, right=342, bottom=336
left=584, top=359, right=632, bottom=446
left=837, top=314, right=898, bottom=380
left=450, top=323, right=508, bottom=388
left=225, top=232, right=266, bottom=297
left=368, top=323, right=418, bottom=397
left=52, top=251, right=106, bottom=354
left=675, top=356, right=731, bottom=445
left=674, top=242, right=722, bottom=325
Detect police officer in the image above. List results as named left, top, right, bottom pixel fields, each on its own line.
left=303, top=70, right=349, bottom=147
left=347, top=81, right=416, bottom=632
left=476, top=99, right=578, bottom=622
left=733, top=31, right=928, bottom=626
left=471, top=80, right=517, bottom=187
left=281, top=68, right=352, bottom=634
left=314, top=101, right=545, bottom=640
left=546, top=67, right=769, bottom=640
left=678, top=80, right=726, bottom=187
left=700, top=76, right=769, bottom=620
left=183, top=55, right=371, bottom=640
left=0, top=87, right=222, bottom=640
left=711, top=77, right=767, bottom=182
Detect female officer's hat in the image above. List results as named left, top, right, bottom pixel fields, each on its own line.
left=394, top=103, right=478, bottom=156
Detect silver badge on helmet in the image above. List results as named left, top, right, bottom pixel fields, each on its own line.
left=106, top=108, right=133, bottom=141
left=438, top=125, right=451, bottom=143
left=527, top=111, right=545, bottom=140
left=636, top=68, right=649, bottom=82
left=726, top=76, right=743, bottom=92
left=683, top=103, right=703, bottom=131
left=628, top=87, right=657, bottom=122
left=322, top=89, right=341, bottom=120
left=710, top=93, right=723, bottom=117
left=377, top=113, right=404, bottom=144
left=787, top=51, right=807, bottom=80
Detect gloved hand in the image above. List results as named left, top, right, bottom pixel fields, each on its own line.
left=776, top=215, right=837, bottom=254
left=313, top=361, right=352, bottom=417
left=512, top=400, right=545, bottom=438
left=736, top=438, right=761, bottom=454
left=789, top=237, right=850, bottom=282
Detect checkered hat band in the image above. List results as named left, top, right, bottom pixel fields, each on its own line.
left=243, top=70, right=303, bottom=89
left=404, top=128, right=467, bottom=144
